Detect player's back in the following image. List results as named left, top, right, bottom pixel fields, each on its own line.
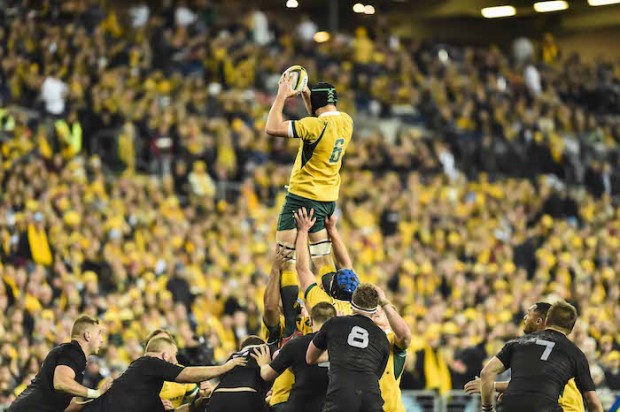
left=215, top=345, right=270, bottom=396
left=288, top=111, right=353, bottom=202
left=499, top=329, right=594, bottom=412
left=320, top=315, right=390, bottom=385
left=84, top=356, right=184, bottom=412
left=312, top=315, right=390, bottom=412
left=209, top=345, right=271, bottom=412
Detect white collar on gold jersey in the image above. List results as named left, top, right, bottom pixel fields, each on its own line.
left=318, top=111, right=341, bottom=118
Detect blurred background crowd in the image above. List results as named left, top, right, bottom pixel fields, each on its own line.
left=0, top=0, right=618, bottom=408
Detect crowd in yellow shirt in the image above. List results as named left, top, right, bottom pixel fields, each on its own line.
left=0, top=0, right=618, bottom=408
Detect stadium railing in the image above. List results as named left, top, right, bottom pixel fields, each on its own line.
left=402, top=390, right=479, bottom=412
left=1, top=391, right=618, bottom=410
left=400, top=390, right=620, bottom=412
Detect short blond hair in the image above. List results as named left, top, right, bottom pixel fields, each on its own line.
left=145, top=336, right=176, bottom=353
left=546, top=301, right=578, bottom=333
left=145, top=329, right=176, bottom=346
left=71, top=315, right=100, bottom=338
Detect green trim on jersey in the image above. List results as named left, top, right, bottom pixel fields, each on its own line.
left=300, top=122, right=328, bottom=168
left=393, top=345, right=407, bottom=379
left=305, top=283, right=318, bottom=300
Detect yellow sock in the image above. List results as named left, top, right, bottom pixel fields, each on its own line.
left=281, top=269, right=299, bottom=288
left=318, top=263, right=337, bottom=277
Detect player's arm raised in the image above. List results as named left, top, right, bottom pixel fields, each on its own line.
left=264, top=249, right=289, bottom=328
left=480, top=356, right=506, bottom=410
left=54, top=365, right=101, bottom=399
left=265, top=74, right=297, bottom=138
left=175, top=357, right=247, bottom=383
left=375, top=286, right=412, bottom=349
left=301, top=85, right=313, bottom=116
left=294, top=208, right=317, bottom=292
left=325, top=215, right=353, bottom=269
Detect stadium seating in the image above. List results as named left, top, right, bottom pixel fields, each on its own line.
left=0, top=1, right=618, bottom=409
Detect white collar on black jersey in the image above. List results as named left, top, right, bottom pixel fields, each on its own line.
left=318, top=111, right=341, bottom=118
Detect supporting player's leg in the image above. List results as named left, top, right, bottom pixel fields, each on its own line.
left=308, top=229, right=337, bottom=277
left=276, top=228, right=300, bottom=339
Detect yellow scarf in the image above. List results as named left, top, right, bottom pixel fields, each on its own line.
left=423, top=345, right=452, bottom=395
left=28, top=223, right=52, bottom=266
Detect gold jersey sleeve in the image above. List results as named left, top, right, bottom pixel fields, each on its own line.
left=559, top=378, right=585, bottom=412
left=261, top=316, right=284, bottom=344
left=269, top=368, right=295, bottom=406
left=261, top=315, right=312, bottom=343
left=379, top=332, right=407, bottom=412
left=288, top=112, right=353, bottom=202
left=304, top=283, right=352, bottom=315
left=160, top=381, right=198, bottom=408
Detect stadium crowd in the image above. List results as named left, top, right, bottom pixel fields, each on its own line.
left=0, top=0, right=619, bottom=407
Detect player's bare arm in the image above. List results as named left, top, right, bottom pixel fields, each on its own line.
left=175, top=357, right=247, bottom=383
left=264, top=249, right=289, bottom=327
left=325, top=215, right=353, bottom=269
left=480, top=356, right=506, bottom=411
left=301, top=85, right=313, bottom=115
left=54, top=365, right=101, bottom=399
left=64, top=400, right=86, bottom=412
left=464, top=377, right=508, bottom=394
left=582, top=390, right=604, bottom=412
left=305, top=341, right=324, bottom=365
left=251, top=345, right=279, bottom=381
left=265, top=74, right=297, bottom=138
left=294, top=208, right=317, bottom=292
left=375, top=286, right=412, bottom=349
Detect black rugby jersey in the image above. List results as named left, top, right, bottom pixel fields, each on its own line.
left=497, top=329, right=596, bottom=412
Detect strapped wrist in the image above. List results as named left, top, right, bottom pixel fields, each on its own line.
left=86, top=388, right=101, bottom=399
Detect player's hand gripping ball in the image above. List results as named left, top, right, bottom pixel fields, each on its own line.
left=282, top=65, right=308, bottom=95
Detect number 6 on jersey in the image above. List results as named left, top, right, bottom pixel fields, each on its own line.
left=347, top=326, right=369, bottom=349
left=329, top=138, right=345, bottom=163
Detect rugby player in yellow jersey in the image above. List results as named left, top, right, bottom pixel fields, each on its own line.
left=265, top=72, right=353, bottom=343
left=294, top=208, right=359, bottom=316
left=464, top=302, right=585, bottom=412
left=263, top=248, right=312, bottom=412
left=295, top=208, right=412, bottom=412
left=373, top=287, right=413, bottom=412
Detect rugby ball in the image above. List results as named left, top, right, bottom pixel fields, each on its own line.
left=283, top=65, right=308, bottom=94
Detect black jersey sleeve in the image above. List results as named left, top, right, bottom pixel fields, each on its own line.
left=574, top=351, right=596, bottom=394
left=312, top=319, right=334, bottom=351
left=57, top=347, right=84, bottom=375
left=378, top=343, right=390, bottom=377
left=142, top=357, right=185, bottom=381
left=496, top=340, right=515, bottom=368
left=269, top=339, right=300, bottom=374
